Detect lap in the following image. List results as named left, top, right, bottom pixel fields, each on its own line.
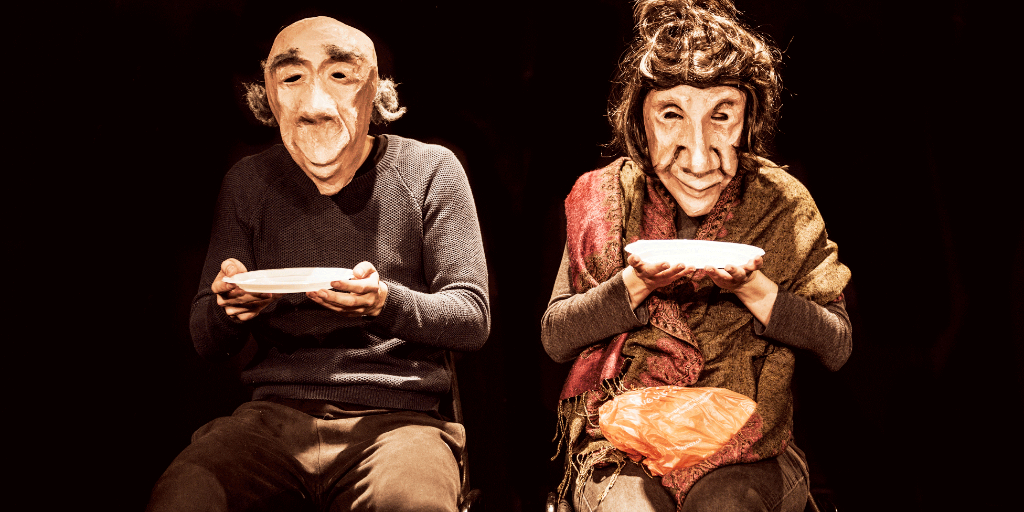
left=328, top=419, right=464, bottom=512
left=575, top=444, right=810, bottom=512
left=147, top=399, right=465, bottom=512
left=574, top=458, right=676, bottom=512
left=680, top=444, right=810, bottom=512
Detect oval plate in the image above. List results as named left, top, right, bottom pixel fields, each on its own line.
left=222, top=267, right=354, bottom=293
left=624, top=240, right=764, bottom=269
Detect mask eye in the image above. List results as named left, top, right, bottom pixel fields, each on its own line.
left=332, top=72, right=346, bottom=79
left=283, top=74, right=301, bottom=83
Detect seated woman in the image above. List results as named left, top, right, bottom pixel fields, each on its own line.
left=541, top=1, right=852, bottom=511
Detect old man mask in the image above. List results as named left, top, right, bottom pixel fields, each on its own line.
left=246, top=17, right=405, bottom=194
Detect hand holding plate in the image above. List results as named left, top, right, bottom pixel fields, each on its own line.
left=704, top=256, right=778, bottom=325
left=213, top=258, right=276, bottom=322
left=704, top=256, right=763, bottom=292
left=623, top=253, right=697, bottom=309
left=628, top=253, right=696, bottom=288
left=306, top=261, right=389, bottom=317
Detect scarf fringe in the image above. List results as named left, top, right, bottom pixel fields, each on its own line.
left=552, top=368, right=634, bottom=503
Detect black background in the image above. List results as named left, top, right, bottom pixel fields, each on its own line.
left=66, top=1, right=1020, bottom=510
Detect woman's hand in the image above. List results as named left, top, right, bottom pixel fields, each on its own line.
left=705, top=256, right=762, bottom=291
left=705, top=256, right=778, bottom=325
left=622, top=254, right=696, bottom=310
left=306, top=261, right=389, bottom=317
left=212, top=258, right=276, bottom=322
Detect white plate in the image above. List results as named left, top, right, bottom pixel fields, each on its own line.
left=223, top=267, right=354, bottom=293
left=624, top=240, right=764, bottom=269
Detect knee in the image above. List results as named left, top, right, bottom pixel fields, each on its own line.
left=683, top=487, right=768, bottom=511
left=680, top=465, right=808, bottom=512
left=372, top=486, right=459, bottom=512
left=147, top=463, right=228, bottom=512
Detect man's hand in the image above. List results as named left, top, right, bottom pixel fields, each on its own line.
left=213, top=258, right=276, bottom=322
left=306, top=261, right=389, bottom=317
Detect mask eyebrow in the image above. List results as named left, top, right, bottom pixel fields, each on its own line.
left=714, top=99, right=741, bottom=111
left=265, top=48, right=303, bottom=74
left=323, top=43, right=365, bottom=64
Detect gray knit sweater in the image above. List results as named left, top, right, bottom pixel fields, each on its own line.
left=190, top=134, right=490, bottom=411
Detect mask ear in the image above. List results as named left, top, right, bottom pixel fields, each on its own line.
left=372, top=77, right=407, bottom=124
left=245, top=82, right=278, bottom=127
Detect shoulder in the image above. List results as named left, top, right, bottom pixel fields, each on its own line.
left=380, top=134, right=463, bottom=174
left=743, top=155, right=816, bottom=209
left=569, top=157, right=630, bottom=196
left=223, top=144, right=295, bottom=190
left=378, top=135, right=469, bottom=198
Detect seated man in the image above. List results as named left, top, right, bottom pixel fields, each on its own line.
left=147, top=16, right=490, bottom=512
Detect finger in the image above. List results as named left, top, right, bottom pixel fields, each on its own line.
left=223, top=296, right=274, bottom=310
left=310, top=288, right=373, bottom=310
left=212, top=279, right=238, bottom=294
left=641, top=261, right=670, bottom=278
left=221, top=293, right=273, bottom=306
left=663, top=264, right=696, bottom=279
left=221, top=258, right=247, bottom=277
left=225, top=307, right=264, bottom=322
left=723, top=265, right=747, bottom=281
left=218, top=290, right=273, bottom=311
left=330, top=277, right=375, bottom=295
left=743, top=256, right=763, bottom=272
left=307, top=290, right=371, bottom=316
left=224, top=300, right=272, bottom=319
left=655, top=264, right=688, bottom=276
left=705, top=266, right=730, bottom=280
left=351, top=261, right=377, bottom=280
left=216, top=288, right=247, bottom=306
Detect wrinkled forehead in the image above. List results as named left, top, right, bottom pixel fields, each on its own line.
left=266, top=17, right=377, bottom=74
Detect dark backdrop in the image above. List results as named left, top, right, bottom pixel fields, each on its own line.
left=72, top=1, right=1020, bottom=510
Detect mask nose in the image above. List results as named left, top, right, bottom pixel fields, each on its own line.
left=685, top=123, right=720, bottom=176
left=298, top=78, right=337, bottom=123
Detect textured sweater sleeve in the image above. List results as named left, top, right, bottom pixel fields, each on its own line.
left=755, top=291, right=852, bottom=371
left=369, top=147, right=490, bottom=351
left=189, top=164, right=258, bottom=362
left=541, top=244, right=648, bottom=363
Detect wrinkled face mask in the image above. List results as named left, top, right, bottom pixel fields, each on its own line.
left=643, top=85, right=746, bottom=217
left=264, top=17, right=378, bottom=192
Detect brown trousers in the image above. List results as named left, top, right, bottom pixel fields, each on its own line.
left=146, top=397, right=466, bottom=512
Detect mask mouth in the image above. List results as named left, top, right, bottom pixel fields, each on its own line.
left=293, top=120, right=349, bottom=166
left=682, top=169, right=729, bottom=189
left=681, top=178, right=723, bottom=195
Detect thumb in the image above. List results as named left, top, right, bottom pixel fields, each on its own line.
left=352, top=261, right=377, bottom=280
left=221, top=258, right=247, bottom=277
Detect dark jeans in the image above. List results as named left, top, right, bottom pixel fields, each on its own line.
left=146, top=398, right=466, bottom=512
left=575, top=444, right=810, bottom=512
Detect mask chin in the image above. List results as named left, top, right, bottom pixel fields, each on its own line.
left=293, top=123, right=349, bottom=166
left=678, top=199, right=714, bottom=217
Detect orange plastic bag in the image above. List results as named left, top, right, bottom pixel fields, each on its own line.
left=598, top=386, right=757, bottom=475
